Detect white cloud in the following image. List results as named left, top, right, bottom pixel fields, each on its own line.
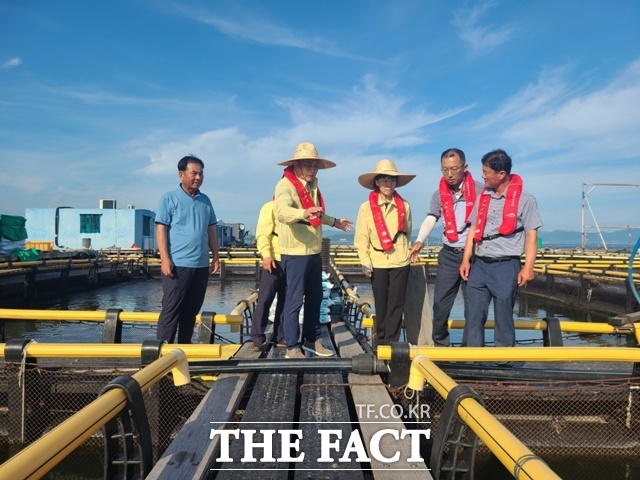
left=131, top=76, right=471, bottom=227
left=483, top=60, right=640, bottom=162
left=452, top=2, right=515, bottom=54
left=140, top=75, right=471, bottom=179
left=174, top=5, right=380, bottom=62
left=2, top=57, right=22, bottom=70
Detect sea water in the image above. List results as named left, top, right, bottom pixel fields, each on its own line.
left=12, top=277, right=610, bottom=344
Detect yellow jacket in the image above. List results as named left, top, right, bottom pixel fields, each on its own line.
left=354, top=196, right=412, bottom=268
left=256, top=201, right=280, bottom=261
left=274, top=175, right=336, bottom=255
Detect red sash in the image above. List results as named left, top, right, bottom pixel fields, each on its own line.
left=283, top=166, right=325, bottom=227
left=440, top=172, right=476, bottom=243
left=474, top=174, right=523, bottom=242
left=369, top=191, right=406, bottom=252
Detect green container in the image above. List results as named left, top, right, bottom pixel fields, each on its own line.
left=0, top=214, right=28, bottom=241
left=537, top=238, right=543, bottom=249
left=16, top=248, right=39, bottom=262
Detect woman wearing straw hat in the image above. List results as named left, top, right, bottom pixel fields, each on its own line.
left=274, top=142, right=353, bottom=359
left=354, top=159, right=415, bottom=346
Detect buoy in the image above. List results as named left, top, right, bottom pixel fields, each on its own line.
left=131, top=243, right=139, bottom=249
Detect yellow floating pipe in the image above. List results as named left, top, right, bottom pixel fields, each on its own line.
left=229, top=291, right=259, bottom=315
left=0, top=342, right=228, bottom=359
left=0, top=349, right=189, bottom=480
left=378, top=345, right=640, bottom=363
left=409, top=355, right=561, bottom=480
left=0, top=309, right=244, bottom=325
left=445, top=319, right=620, bottom=334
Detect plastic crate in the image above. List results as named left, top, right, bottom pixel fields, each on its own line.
left=25, top=240, right=54, bottom=252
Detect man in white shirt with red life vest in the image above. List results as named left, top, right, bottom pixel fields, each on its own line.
left=409, top=148, right=483, bottom=347
left=274, top=142, right=353, bottom=359
left=459, top=149, right=542, bottom=347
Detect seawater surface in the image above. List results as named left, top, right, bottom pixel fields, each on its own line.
left=11, top=277, right=612, bottom=344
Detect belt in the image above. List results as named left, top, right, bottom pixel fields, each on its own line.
left=476, top=255, right=521, bottom=264
left=442, top=244, right=464, bottom=254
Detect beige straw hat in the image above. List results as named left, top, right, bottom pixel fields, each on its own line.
left=358, top=159, right=416, bottom=190
left=278, top=142, right=336, bottom=169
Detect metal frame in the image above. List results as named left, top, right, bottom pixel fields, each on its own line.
left=581, top=182, right=640, bottom=249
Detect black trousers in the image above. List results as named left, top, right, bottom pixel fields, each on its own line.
left=157, top=266, right=209, bottom=343
left=251, top=261, right=286, bottom=345
left=432, top=248, right=465, bottom=346
left=370, top=265, right=411, bottom=346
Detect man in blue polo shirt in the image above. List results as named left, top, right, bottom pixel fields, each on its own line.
left=155, top=155, right=220, bottom=343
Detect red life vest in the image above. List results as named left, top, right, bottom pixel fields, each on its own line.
left=283, top=166, right=325, bottom=227
left=369, top=191, right=406, bottom=252
left=474, top=174, right=523, bottom=242
left=440, top=172, right=476, bottom=243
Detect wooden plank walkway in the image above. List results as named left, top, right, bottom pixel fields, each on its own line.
left=149, top=320, right=432, bottom=479
left=147, top=343, right=260, bottom=480
left=333, top=321, right=432, bottom=479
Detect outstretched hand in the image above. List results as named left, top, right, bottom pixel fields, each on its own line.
left=335, top=218, right=353, bottom=232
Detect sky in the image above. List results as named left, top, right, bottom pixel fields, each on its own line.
left=1, top=0, right=639, bottom=237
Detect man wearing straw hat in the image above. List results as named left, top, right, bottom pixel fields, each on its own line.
left=274, top=142, right=353, bottom=359
left=355, top=159, right=415, bottom=346
left=409, top=148, right=483, bottom=346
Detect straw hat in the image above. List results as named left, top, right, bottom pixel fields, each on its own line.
left=278, top=142, right=336, bottom=169
left=358, top=159, right=416, bottom=190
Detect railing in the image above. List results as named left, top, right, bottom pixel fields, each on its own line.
left=408, top=355, right=561, bottom=480
left=0, top=348, right=190, bottom=480
left=378, top=344, right=640, bottom=363
left=0, top=341, right=239, bottom=360
left=332, top=256, right=640, bottom=346
left=0, top=308, right=244, bottom=325
left=0, top=307, right=247, bottom=344
left=330, top=262, right=376, bottom=335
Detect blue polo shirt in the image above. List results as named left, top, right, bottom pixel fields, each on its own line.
left=155, top=186, right=217, bottom=268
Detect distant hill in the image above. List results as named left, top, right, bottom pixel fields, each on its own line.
left=327, top=227, right=640, bottom=250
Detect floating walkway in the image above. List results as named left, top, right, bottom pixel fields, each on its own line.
left=0, top=251, right=639, bottom=478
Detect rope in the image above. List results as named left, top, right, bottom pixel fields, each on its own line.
left=19, top=339, right=36, bottom=443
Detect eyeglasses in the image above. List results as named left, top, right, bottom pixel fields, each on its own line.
left=441, top=165, right=464, bottom=174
